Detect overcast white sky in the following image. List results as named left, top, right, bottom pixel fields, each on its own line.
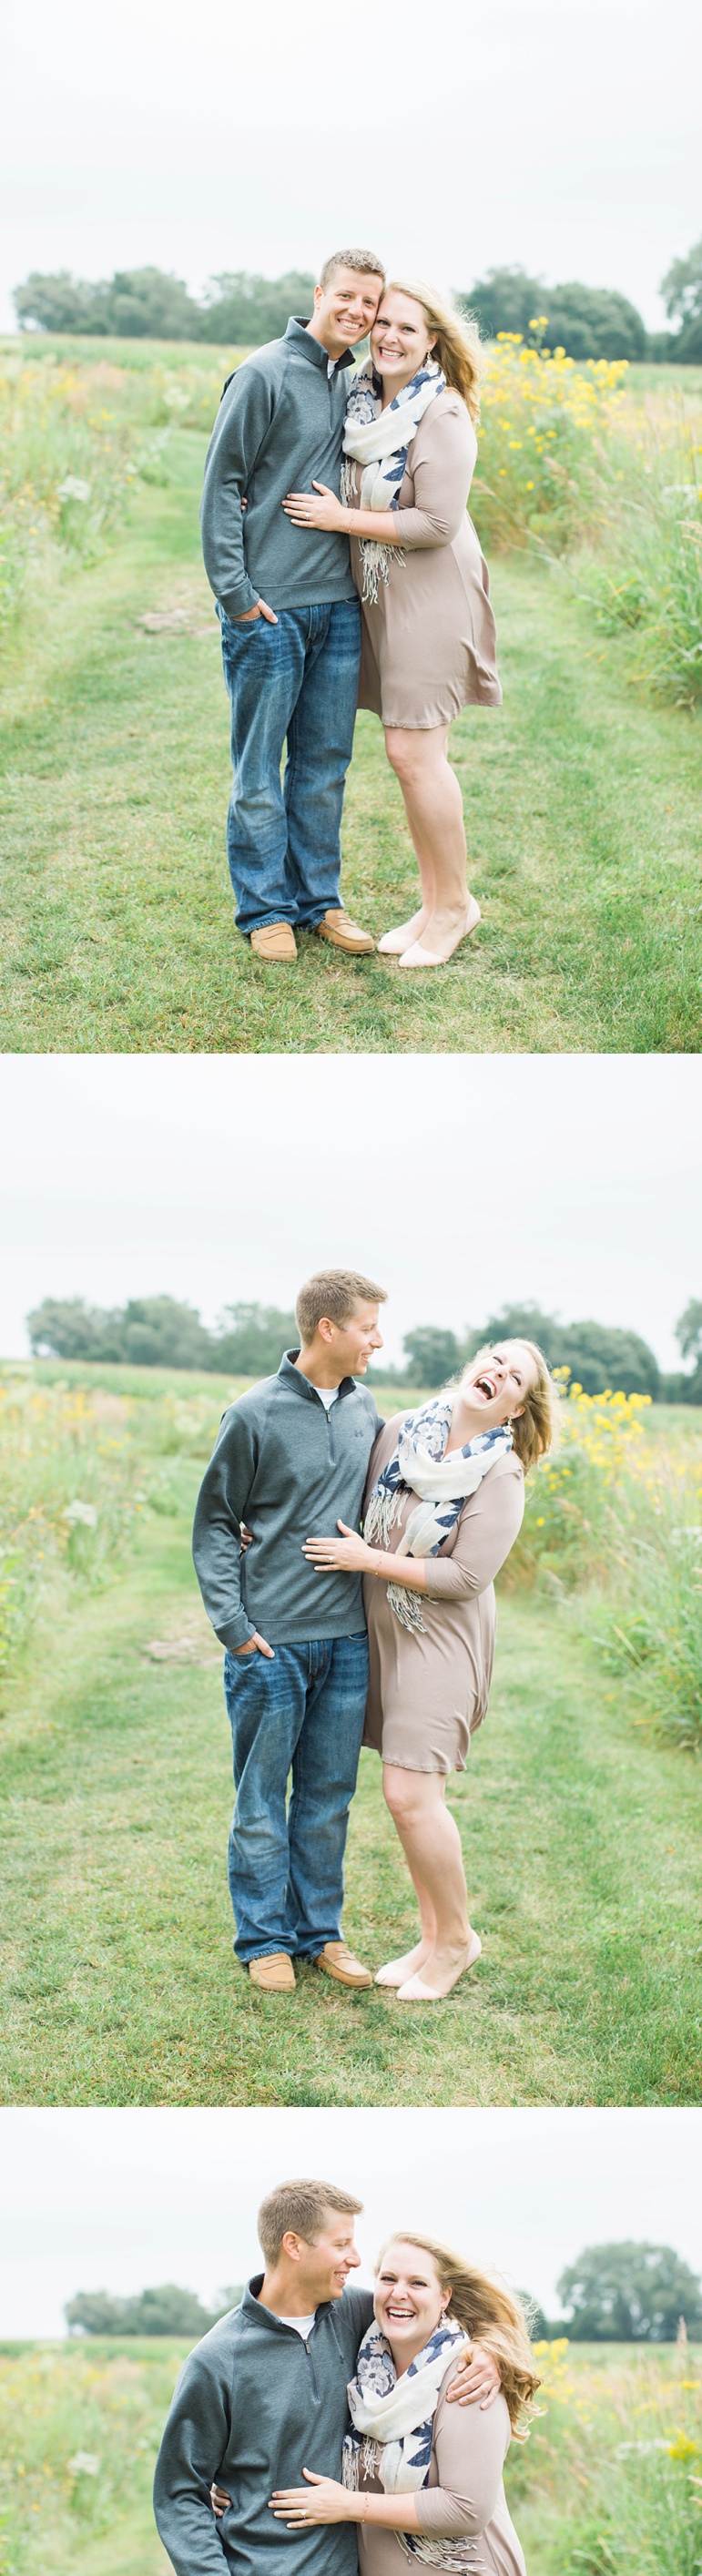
left=2, top=1054, right=701, bottom=1370
left=2, top=0, right=701, bottom=334
left=1, top=2106, right=700, bottom=2338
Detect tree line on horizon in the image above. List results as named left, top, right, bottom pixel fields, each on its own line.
left=62, top=2243, right=702, bottom=2343
left=11, top=237, right=702, bottom=361
left=25, top=1293, right=702, bottom=1403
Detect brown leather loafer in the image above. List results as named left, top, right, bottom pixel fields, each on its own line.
left=250, top=922, right=298, bottom=962
left=249, top=1951, right=296, bottom=1991
left=313, top=1940, right=373, bottom=1990
left=315, top=910, right=375, bottom=956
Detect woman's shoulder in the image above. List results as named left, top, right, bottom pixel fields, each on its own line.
left=436, top=2361, right=511, bottom=2441
left=461, top=1448, right=524, bottom=1504
left=415, top=389, right=476, bottom=442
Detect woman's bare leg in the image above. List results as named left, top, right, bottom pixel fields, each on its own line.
left=381, top=1765, right=480, bottom=1999
left=380, top=725, right=480, bottom=964
left=374, top=1798, right=438, bottom=1983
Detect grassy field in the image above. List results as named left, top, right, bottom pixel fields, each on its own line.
left=2, top=2337, right=701, bottom=2576
left=2, top=353, right=701, bottom=1052
left=2, top=1362, right=701, bottom=2110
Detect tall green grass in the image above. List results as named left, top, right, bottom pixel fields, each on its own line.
left=0, top=2337, right=177, bottom=2575
left=510, top=1385, right=702, bottom=1747
left=0, top=345, right=240, bottom=630
left=0, top=1378, right=145, bottom=1673
left=509, top=2338, right=702, bottom=2576
left=583, top=404, right=702, bottom=708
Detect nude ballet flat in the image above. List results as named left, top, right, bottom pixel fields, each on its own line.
left=374, top=1945, right=432, bottom=1987
left=398, top=898, right=481, bottom=970
left=377, top=912, right=431, bottom=956
left=396, top=1932, right=483, bottom=2003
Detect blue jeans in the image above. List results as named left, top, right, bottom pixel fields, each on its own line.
left=223, top=1634, right=369, bottom=1961
left=219, top=597, right=361, bottom=935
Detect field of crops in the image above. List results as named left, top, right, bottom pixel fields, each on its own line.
left=1, top=2336, right=700, bottom=2576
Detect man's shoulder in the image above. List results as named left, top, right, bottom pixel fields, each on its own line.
left=219, top=1374, right=280, bottom=1430
left=351, top=1380, right=384, bottom=1420
left=179, top=2301, right=248, bottom=2377
left=332, top=2284, right=374, bottom=2345
left=221, top=337, right=290, bottom=400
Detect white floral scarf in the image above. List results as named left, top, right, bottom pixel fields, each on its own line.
left=342, top=2316, right=482, bottom=2572
left=364, top=1393, right=512, bottom=1632
left=341, top=355, right=446, bottom=601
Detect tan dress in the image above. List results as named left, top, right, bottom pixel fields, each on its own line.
left=358, top=2370, right=525, bottom=2576
left=349, top=390, right=502, bottom=728
left=362, top=1418, right=524, bottom=1774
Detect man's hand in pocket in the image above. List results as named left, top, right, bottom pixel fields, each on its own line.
left=235, top=600, right=278, bottom=625
left=234, top=1633, right=275, bottom=1659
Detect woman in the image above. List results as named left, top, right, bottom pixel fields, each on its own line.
left=265, top=2232, right=537, bottom=2576
left=282, top=280, right=500, bottom=968
left=303, top=1342, right=560, bottom=2002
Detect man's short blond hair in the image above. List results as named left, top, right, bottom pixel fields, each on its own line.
left=318, top=248, right=385, bottom=290
left=258, top=2178, right=363, bottom=2265
left=295, top=1268, right=387, bottom=1345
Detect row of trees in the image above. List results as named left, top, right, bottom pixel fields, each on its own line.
left=13, top=236, right=702, bottom=360
left=26, top=1293, right=702, bottom=1402
left=66, top=2284, right=242, bottom=2337
left=12, top=267, right=318, bottom=345
left=64, top=2245, right=702, bottom=2342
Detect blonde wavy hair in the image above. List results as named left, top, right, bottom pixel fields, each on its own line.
left=382, top=278, right=484, bottom=423
left=375, top=2233, right=541, bottom=2438
left=463, top=1340, right=562, bottom=1474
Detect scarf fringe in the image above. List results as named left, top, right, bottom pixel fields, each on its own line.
left=364, top=1488, right=399, bottom=1549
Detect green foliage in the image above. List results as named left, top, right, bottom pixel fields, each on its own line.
left=400, top=1326, right=463, bottom=1386
left=66, top=2285, right=241, bottom=2336
left=537, top=284, right=646, bottom=362
left=27, top=1297, right=296, bottom=1374
left=462, top=266, right=646, bottom=358
left=28, top=1296, right=214, bottom=1369
left=214, top=1303, right=297, bottom=1374
left=677, top=1301, right=702, bottom=1366
left=200, top=270, right=316, bottom=344
left=14, top=267, right=203, bottom=339
left=13, top=265, right=316, bottom=345
left=460, top=264, right=547, bottom=338
left=462, top=1305, right=661, bottom=1398
left=556, top=2243, right=702, bottom=2341
left=661, top=237, right=702, bottom=334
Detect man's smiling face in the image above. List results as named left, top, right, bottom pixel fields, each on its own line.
left=290, top=2212, right=361, bottom=2305
left=311, top=264, right=384, bottom=354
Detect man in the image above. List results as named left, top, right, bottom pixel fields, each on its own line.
left=153, top=2177, right=502, bottom=2576
left=192, top=1269, right=387, bottom=1992
left=200, top=250, right=385, bottom=964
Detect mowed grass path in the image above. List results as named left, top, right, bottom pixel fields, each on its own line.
left=2, top=1486, right=701, bottom=2108
left=2, top=431, right=701, bottom=1053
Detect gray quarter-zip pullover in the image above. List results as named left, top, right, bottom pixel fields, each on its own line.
left=192, top=1351, right=383, bottom=1650
left=153, top=2276, right=374, bottom=2576
left=200, top=319, right=359, bottom=619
